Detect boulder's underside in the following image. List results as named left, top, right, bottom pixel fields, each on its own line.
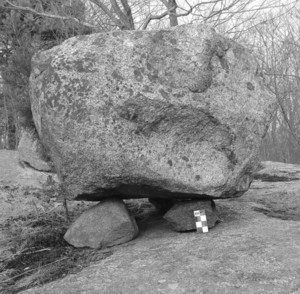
left=29, top=24, right=275, bottom=200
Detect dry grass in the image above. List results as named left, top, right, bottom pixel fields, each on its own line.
left=0, top=186, right=155, bottom=293
left=0, top=186, right=108, bottom=294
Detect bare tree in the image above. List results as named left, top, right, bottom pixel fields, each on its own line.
left=244, top=9, right=300, bottom=163
left=2, top=0, right=296, bottom=32
left=0, top=0, right=90, bottom=149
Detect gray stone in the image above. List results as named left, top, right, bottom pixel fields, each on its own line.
left=64, top=198, right=139, bottom=249
left=163, top=200, right=220, bottom=231
left=18, top=127, right=53, bottom=172
left=0, top=150, right=58, bottom=189
left=30, top=24, right=276, bottom=201
left=20, top=161, right=300, bottom=294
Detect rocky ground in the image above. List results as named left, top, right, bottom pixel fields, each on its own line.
left=1, top=151, right=300, bottom=293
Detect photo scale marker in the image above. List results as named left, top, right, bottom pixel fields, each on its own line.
left=194, top=210, right=209, bottom=233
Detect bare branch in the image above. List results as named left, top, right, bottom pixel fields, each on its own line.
left=119, top=0, right=135, bottom=29
left=110, top=0, right=134, bottom=29
left=167, top=1, right=223, bottom=20
left=141, top=10, right=169, bottom=30
left=265, top=73, right=300, bottom=79
left=110, top=0, right=127, bottom=25
left=2, top=0, right=96, bottom=29
left=89, top=0, right=124, bottom=29
left=142, top=0, right=178, bottom=29
left=159, top=0, right=169, bottom=7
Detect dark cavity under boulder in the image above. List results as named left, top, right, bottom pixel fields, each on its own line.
left=29, top=24, right=276, bottom=201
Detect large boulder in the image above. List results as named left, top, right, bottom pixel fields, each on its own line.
left=29, top=24, right=276, bottom=201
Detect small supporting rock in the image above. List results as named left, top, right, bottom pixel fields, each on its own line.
left=163, top=200, right=220, bottom=232
left=64, top=198, right=139, bottom=249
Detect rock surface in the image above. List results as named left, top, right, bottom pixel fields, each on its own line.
left=254, top=160, right=300, bottom=182
left=0, top=150, right=58, bottom=189
left=30, top=24, right=275, bottom=200
left=64, top=198, right=139, bottom=249
left=18, top=127, right=53, bottom=172
left=20, top=161, right=300, bottom=294
left=163, top=200, right=220, bottom=231
left=0, top=150, right=59, bottom=234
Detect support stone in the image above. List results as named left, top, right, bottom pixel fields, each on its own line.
left=163, top=200, right=220, bottom=232
left=64, top=198, right=139, bottom=249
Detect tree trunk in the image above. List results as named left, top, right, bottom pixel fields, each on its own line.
left=2, top=93, right=16, bottom=149
left=168, top=0, right=178, bottom=27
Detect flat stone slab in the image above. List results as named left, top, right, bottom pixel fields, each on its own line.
left=64, top=198, right=139, bottom=249
left=163, top=200, right=220, bottom=231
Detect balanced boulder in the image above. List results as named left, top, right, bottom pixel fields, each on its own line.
left=30, top=24, right=276, bottom=201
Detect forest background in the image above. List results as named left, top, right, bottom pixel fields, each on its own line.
left=0, top=0, right=299, bottom=164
